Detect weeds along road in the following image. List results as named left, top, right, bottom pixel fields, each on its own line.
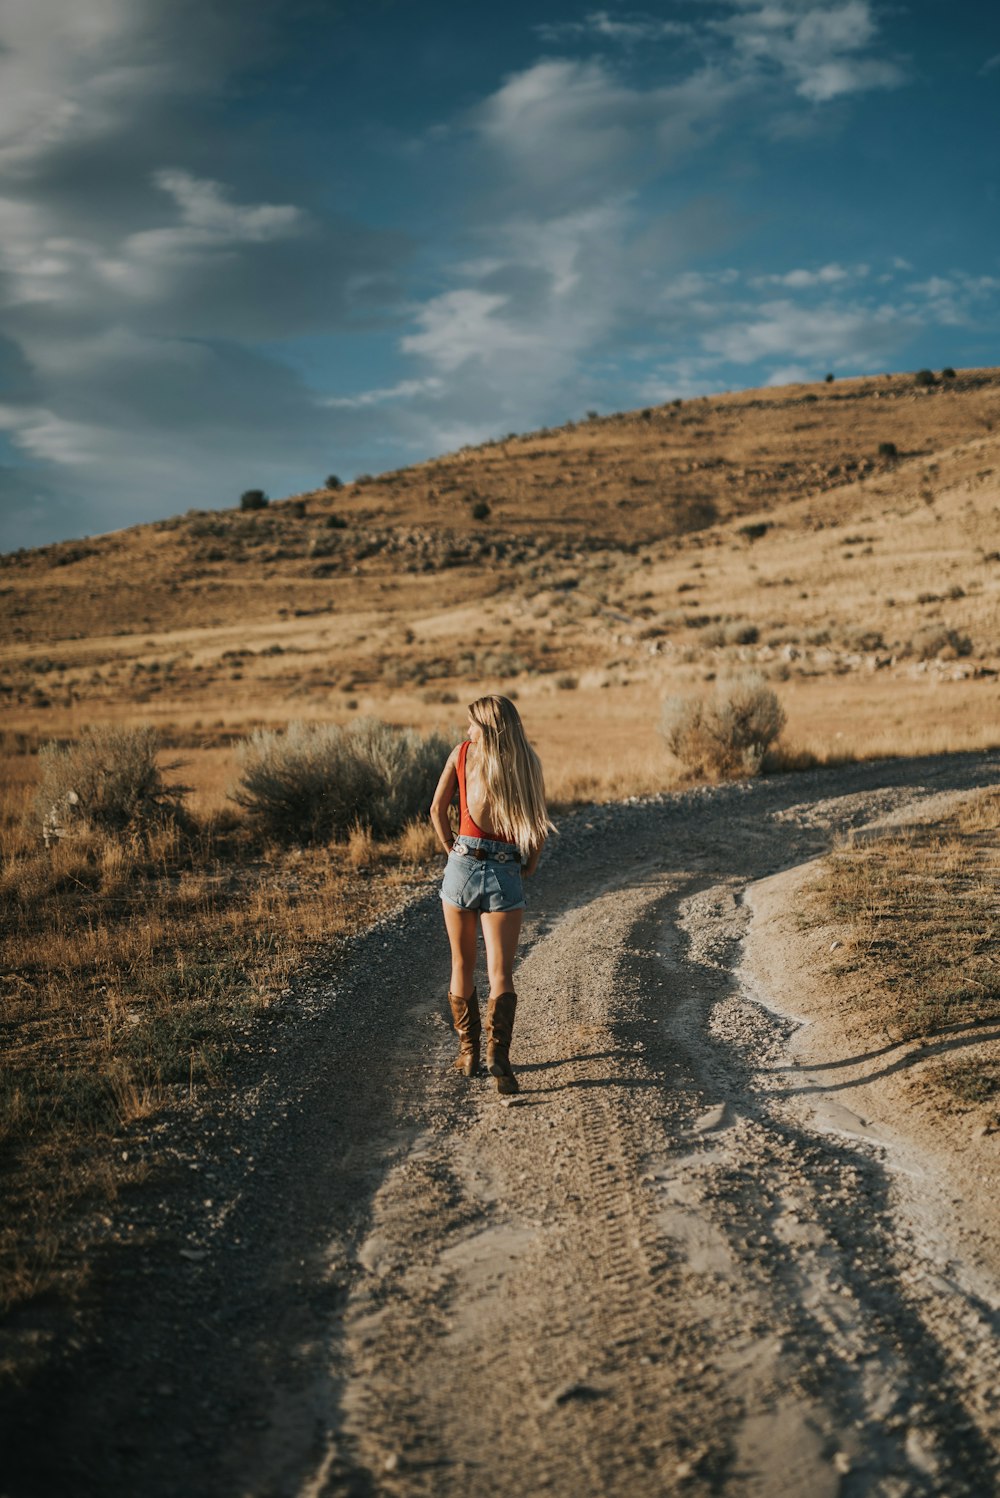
left=4, top=750, right=1000, bottom=1498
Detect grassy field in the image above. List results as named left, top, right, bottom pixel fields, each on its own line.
left=2, top=364, right=999, bottom=1308
left=0, top=775, right=441, bottom=1310
left=813, top=787, right=1000, bottom=1108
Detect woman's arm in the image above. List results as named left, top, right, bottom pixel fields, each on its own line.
left=429, top=750, right=459, bottom=855
left=522, top=837, right=545, bottom=877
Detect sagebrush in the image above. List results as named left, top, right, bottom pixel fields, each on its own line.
left=233, top=718, right=452, bottom=842
left=33, top=725, right=187, bottom=841
left=661, top=673, right=786, bottom=777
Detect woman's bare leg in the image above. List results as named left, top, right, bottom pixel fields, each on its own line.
left=443, top=903, right=479, bottom=996
left=480, top=909, right=524, bottom=998
left=481, top=910, right=524, bottom=1093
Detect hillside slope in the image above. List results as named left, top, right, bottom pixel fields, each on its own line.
left=1, top=367, right=998, bottom=801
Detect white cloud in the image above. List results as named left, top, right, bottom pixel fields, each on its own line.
left=712, top=1, right=906, bottom=102
left=0, top=403, right=107, bottom=464
left=795, top=56, right=904, bottom=102
left=95, top=170, right=306, bottom=301
left=535, top=11, right=693, bottom=46
left=701, top=297, right=910, bottom=366
left=401, top=290, right=536, bottom=373
left=472, top=57, right=747, bottom=205
left=323, top=377, right=445, bottom=409
left=904, top=271, right=1000, bottom=327
left=749, top=262, right=863, bottom=288
left=0, top=0, right=289, bottom=180
left=0, top=0, right=153, bottom=172
left=765, top=364, right=815, bottom=386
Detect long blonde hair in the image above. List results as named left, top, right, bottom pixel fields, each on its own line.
left=468, top=694, right=554, bottom=856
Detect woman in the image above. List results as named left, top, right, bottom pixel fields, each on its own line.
left=430, top=694, right=553, bottom=1095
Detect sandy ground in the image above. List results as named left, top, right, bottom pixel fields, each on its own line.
left=3, top=751, right=1000, bottom=1497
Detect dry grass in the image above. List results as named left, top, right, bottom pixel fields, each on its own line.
left=0, top=778, right=440, bottom=1310
left=2, top=365, right=1000, bottom=1306
left=814, top=790, right=1000, bottom=1103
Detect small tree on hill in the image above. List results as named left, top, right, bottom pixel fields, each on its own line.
left=240, top=489, right=269, bottom=511
left=914, top=368, right=936, bottom=387
left=325, top=474, right=343, bottom=490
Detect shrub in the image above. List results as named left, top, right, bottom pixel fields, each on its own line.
left=660, top=673, right=786, bottom=778
left=702, top=619, right=759, bottom=648
left=471, top=500, right=491, bottom=521
left=907, top=626, right=973, bottom=661
left=325, top=474, right=343, bottom=490
left=914, top=368, right=936, bottom=387
left=725, top=621, right=759, bottom=646
left=878, top=441, right=898, bottom=459
left=34, top=726, right=188, bottom=843
left=825, top=373, right=834, bottom=383
left=232, top=718, right=452, bottom=843
left=555, top=673, right=579, bottom=690
left=739, top=522, right=770, bottom=542
left=846, top=628, right=885, bottom=652
left=942, top=367, right=957, bottom=380
left=240, top=489, right=269, bottom=511
left=324, top=514, right=348, bottom=530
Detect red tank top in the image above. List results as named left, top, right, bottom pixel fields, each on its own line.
left=457, top=740, right=516, bottom=845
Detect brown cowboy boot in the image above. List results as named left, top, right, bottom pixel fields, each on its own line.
left=447, top=987, right=481, bottom=1076
left=486, top=991, right=519, bottom=1095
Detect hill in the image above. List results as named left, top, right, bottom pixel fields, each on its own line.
left=2, top=366, right=999, bottom=804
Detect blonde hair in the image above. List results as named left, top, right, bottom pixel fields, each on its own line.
left=468, top=694, right=554, bottom=856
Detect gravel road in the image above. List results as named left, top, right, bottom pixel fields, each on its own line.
left=4, top=750, right=1000, bottom=1498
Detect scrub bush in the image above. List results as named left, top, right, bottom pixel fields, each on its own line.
left=233, top=718, right=452, bottom=843
left=661, top=672, right=786, bottom=778
left=33, top=726, right=188, bottom=842
left=240, top=489, right=269, bottom=511
left=906, top=626, right=973, bottom=661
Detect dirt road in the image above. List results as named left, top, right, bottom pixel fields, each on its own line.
left=4, top=751, right=1000, bottom=1498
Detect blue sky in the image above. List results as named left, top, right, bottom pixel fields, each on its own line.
left=0, top=0, right=997, bottom=550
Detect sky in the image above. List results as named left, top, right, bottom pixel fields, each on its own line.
left=0, top=0, right=997, bottom=551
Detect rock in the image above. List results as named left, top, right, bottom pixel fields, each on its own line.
left=551, top=1381, right=606, bottom=1407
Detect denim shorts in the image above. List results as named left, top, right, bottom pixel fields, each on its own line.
left=441, top=837, right=526, bottom=913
